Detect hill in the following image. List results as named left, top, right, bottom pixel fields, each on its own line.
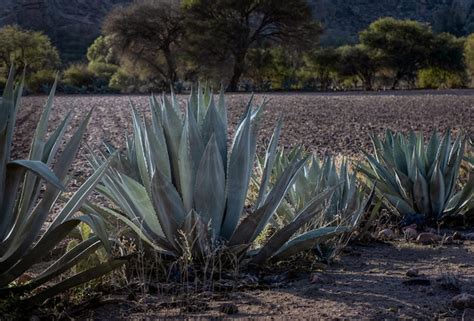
left=1, top=0, right=473, bottom=61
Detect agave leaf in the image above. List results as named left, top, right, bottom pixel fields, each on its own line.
left=256, top=114, right=283, bottom=208
left=272, top=226, right=351, bottom=260
left=429, top=162, right=445, bottom=220
left=150, top=168, right=186, bottom=251
left=178, top=116, right=196, bottom=212
left=28, top=257, right=128, bottom=304
left=229, top=156, right=307, bottom=246
left=251, top=187, right=335, bottom=264
left=194, top=135, right=226, bottom=238
left=385, top=194, right=415, bottom=216
left=19, top=236, right=102, bottom=292
left=413, top=168, right=430, bottom=215
left=180, top=210, right=211, bottom=258
left=221, top=105, right=253, bottom=240
left=88, top=202, right=172, bottom=252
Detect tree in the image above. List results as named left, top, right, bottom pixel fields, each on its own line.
left=183, top=0, right=321, bottom=91
left=337, top=45, right=378, bottom=90
left=87, top=35, right=118, bottom=65
left=302, top=48, right=340, bottom=91
left=360, top=18, right=434, bottom=89
left=465, top=33, right=474, bottom=80
left=429, top=33, right=465, bottom=73
left=0, top=25, right=60, bottom=76
left=103, top=1, right=184, bottom=89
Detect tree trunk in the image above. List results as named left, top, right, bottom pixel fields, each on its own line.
left=227, top=52, right=246, bottom=92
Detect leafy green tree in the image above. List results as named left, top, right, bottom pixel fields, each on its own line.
left=302, top=48, right=340, bottom=91
left=0, top=25, right=60, bottom=82
left=430, top=33, right=465, bottom=72
left=464, top=33, right=474, bottom=81
left=360, top=18, right=434, bottom=89
left=87, top=35, right=118, bottom=64
left=103, top=0, right=184, bottom=89
left=183, top=0, right=320, bottom=91
left=336, top=45, right=378, bottom=90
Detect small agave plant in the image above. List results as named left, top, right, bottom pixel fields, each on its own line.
left=0, top=68, right=124, bottom=303
left=251, top=148, right=374, bottom=263
left=358, top=129, right=473, bottom=225
left=89, top=86, right=340, bottom=265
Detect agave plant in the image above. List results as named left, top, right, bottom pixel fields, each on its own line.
left=358, top=129, right=473, bottom=224
left=89, top=87, right=341, bottom=265
left=0, top=68, right=125, bottom=303
left=251, top=149, right=374, bottom=263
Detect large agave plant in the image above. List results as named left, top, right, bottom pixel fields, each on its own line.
left=358, top=129, right=473, bottom=224
left=89, top=87, right=339, bottom=265
left=250, top=149, right=374, bottom=263
left=0, top=68, right=125, bottom=303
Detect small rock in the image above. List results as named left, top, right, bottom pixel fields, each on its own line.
left=465, top=233, right=474, bottom=241
left=378, top=228, right=395, bottom=241
left=463, top=308, right=474, bottom=321
left=453, top=232, right=465, bottom=240
left=416, top=232, right=442, bottom=245
left=452, top=293, right=474, bottom=309
left=403, top=227, right=418, bottom=240
left=406, top=268, right=419, bottom=277
left=220, top=303, right=239, bottom=315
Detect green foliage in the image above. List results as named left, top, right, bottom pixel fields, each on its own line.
left=89, top=87, right=341, bottom=266
left=184, top=0, right=321, bottom=91
left=0, top=25, right=60, bottom=93
left=103, top=1, right=184, bottom=89
left=26, top=70, right=57, bottom=94
left=251, top=149, right=374, bottom=263
left=301, top=48, right=340, bottom=90
left=417, top=68, right=466, bottom=89
left=0, top=25, right=60, bottom=74
left=63, top=64, right=95, bottom=88
left=358, top=130, right=473, bottom=224
left=87, top=36, right=117, bottom=64
left=360, top=17, right=434, bottom=88
left=464, top=33, right=474, bottom=83
left=0, top=68, right=125, bottom=303
left=337, top=45, right=378, bottom=90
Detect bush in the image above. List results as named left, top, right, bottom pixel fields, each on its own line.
left=27, top=69, right=56, bottom=94
left=63, top=63, right=95, bottom=88
left=88, top=61, right=119, bottom=80
left=417, top=67, right=466, bottom=89
left=109, top=68, right=142, bottom=93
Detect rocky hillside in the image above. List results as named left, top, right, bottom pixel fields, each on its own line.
left=0, top=0, right=132, bottom=61
left=311, top=0, right=474, bottom=45
left=1, top=0, right=474, bottom=61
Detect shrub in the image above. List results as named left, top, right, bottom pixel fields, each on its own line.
left=62, top=63, right=95, bottom=88
left=417, top=67, right=466, bottom=89
left=26, top=69, right=56, bottom=94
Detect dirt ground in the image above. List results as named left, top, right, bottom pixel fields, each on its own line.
left=13, top=91, right=474, bottom=162
left=65, top=239, right=474, bottom=320
left=10, top=91, right=474, bottom=319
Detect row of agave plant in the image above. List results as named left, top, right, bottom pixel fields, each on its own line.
left=1, top=67, right=472, bottom=304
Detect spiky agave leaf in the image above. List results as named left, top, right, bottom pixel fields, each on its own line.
left=358, top=130, right=472, bottom=223
left=91, top=87, right=335, bottom=265
left=0, top=68, right=123, bottom=302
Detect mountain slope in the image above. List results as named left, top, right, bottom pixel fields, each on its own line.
left=1, top=0, right=473, bottom=61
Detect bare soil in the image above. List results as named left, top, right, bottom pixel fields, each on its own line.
left=67, top=240, right=474, bottom=320
left=11, top=91, right=474, bottom=320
